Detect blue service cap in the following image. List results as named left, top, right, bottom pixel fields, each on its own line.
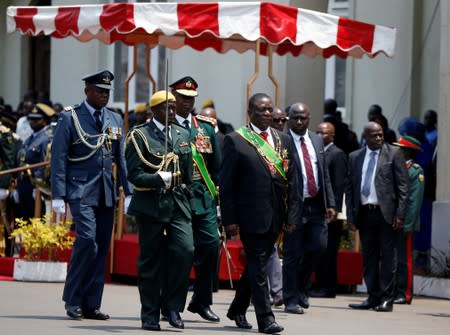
left=398, top=117, right=425, bottom=137
left=82, top=70, right=114, bottom=90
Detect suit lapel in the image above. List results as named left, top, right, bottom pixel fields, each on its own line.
left=102, top=109, right=112, bottom=132
left=78, top=105, right=98, bottom=133
left=355, top=148, right=366, bottom=192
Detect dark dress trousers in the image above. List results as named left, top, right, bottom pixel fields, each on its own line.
left=126, top=121, right=194, bottom=324
left=346, top=143, right=408, bottom=304
left=51, top=102, right=129, bottom=310
left=315, top=143, right=347, bottom=292
left=282, top=131, right=335, bottom=306
left=220, top=127, right=300, bottom=329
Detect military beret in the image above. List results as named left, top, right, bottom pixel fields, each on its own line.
left=28, top=103, right=55, bottom=120
left=393, top=135, right=422, bottom=151
left=134, top=103, right=148, bottom=114
left=169, top=76, right=198, bottom=97
left=82, top=70, right=114, bottom=90
left=398, top=117, right=425, bottom=138
left=149, top=91, right=176, bottom=108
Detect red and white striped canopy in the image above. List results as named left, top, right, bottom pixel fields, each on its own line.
left=7, top=2, right=396, bottom=58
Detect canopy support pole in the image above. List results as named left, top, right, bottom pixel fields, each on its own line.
left=246, top=39, right=261, bottom=107
left=267, top=45, right=280, bottom=107
left=124, top=46, right=138, bottom=134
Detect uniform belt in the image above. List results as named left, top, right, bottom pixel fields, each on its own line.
left=361, top=204, right=380, bottom=210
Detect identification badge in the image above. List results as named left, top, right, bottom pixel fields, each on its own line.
left=107, top=127, right=122, bottom=140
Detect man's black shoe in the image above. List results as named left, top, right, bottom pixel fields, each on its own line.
left=258, top=321, right=284, bottom=334
left=65, top=304, right=83, bottom=319
left=309, top=289, right=336, bottom=298
left=83, top=309, right=110, bottom=320
left=273, top=294, right=284, bottom=307
left=373, top=300, right=393, bottom=312
left=284, top=304, right=304, bottom=314
left=167, top=311, right=184, bottom=329
left=298, top=294, right=309, bottom=309
left=160, top=309, right=168, bottom=321
left=142, top=321, right=161, bottom=331
left=226, top=312, right=252, bottom=329
left=348, top=300, right=377, bottom=310
left=187, top=303, right=220, bottom=322
left=393, top=297, right=407, bottom=304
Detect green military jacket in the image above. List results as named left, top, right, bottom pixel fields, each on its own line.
left=404, top=161, right=425, bottom=232
left=0, top=125, right=17, bottom=189
left=184, top=115, right=222, bottom=215
left=125, top=121, right=193, bottom=221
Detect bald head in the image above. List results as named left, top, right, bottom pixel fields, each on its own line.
left=364, top=122, right=384, bottom=150
left=316, top=122, right=335, bottom=145
left=200, top=107, right=217, bottom=120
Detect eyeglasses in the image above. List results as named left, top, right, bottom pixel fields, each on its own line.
left=273, top=118, right=287, bottom=123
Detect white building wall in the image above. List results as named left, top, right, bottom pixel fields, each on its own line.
left=347, top=0, right=414, bottom=137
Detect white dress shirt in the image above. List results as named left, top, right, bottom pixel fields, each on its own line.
left=289, top=129, right=319, bottom=198
left=360, top=147, right=380, bottom=205
left=250, top=123, right=274, bottom=147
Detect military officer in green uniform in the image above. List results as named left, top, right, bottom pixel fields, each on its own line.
left=170, top=76, right=222, bottom=322
left=126, top=90, right=194, bottom=331
left=392, top=135, right=425, bottom=305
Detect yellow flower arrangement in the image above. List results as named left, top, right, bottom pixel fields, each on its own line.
left=10, top=217, right=75, bottom=261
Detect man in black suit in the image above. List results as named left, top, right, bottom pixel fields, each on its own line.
left=283, top=103, right=336, bottom=315
left=220, top=93, right=300, bottom=334
left=311, top=122, right=348, bottom=298
left=346, top=122, right=408, bottom=312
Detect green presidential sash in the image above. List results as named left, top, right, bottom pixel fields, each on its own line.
left=237, top=126, right=286, bottom=180
left=190, top=143, right=218, bottom=200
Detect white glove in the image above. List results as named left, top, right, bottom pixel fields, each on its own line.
left=156, top=171, right=172, bottom=189
left=124, top=195, right=132, bottom=213
left=0, top=189, right=9, bottom=200
left=52, top=199, right=66, bottom=214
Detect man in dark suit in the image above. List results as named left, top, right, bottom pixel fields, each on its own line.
left=346, top=122, right=408, bottom=312
left=170, top=76, right=222, bottom=323
left=283, top=103, right=336, bottom=314
left=310, top=122, right=347, bottom=298
left=51, top=70, right=130, bottom=320
left=221, top=93, right=300, bottom=334
left=126, top=90, right=194, bottom=331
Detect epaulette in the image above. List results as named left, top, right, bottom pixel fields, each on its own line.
left=195, top=114, right=217, bottom=126
left=64, top=104, right=80, bottom=112
left=412, top=163, right=421, bottom=169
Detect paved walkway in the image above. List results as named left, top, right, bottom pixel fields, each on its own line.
left=0, top=281, right=449, bottom=335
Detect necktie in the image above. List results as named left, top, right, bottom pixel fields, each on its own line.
left=94, top=110, right=103, bottom=132
left=183, top=119, right=190, bottom=129
left=163, top=127, right=171, bottom=139
left=300, top=136, right=318, bottom=197
left=260, top=131, right=269, bottom=142
left=362, top=151, right=377, bottom=197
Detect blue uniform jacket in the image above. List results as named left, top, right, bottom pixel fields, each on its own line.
left=51, top=102, right=129, bottom=207
left=23, top=128, right=51, bottom=179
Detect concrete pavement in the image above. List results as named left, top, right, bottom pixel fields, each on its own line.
left=0, top=280, right=449, bottom=335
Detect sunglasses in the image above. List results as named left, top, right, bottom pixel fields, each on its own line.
left=273, top=118, right=287, bottom=123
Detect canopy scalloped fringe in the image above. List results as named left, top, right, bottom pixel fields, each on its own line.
left=6, top=2, right=396, bottom=59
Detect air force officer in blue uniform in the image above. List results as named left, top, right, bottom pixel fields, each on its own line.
left=51, top=70, right=130, bottom=320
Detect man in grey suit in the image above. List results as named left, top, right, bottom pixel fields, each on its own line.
left=346, top=122, right=408, bottom=312
left=283, top=103, right=336, bottom=314
left=51, top=70, right=130, bottom=320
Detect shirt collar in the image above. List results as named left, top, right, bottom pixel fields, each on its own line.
left=153, top=118, right=170, bottom=133
left=84, top=100, right=101, bottom=117
left=250, top=123, right=269, bottom=134
left=175, top=113, right=192, bottom=126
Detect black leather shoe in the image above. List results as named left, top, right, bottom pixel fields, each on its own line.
left=83, top=309, right=110, bottom=320
left=373, top=300, right=393, bottom=312
left=227, top=312, right=252, bottom=329
left=160, top=309, right=168, bottom=321
left=348, top=300, right=377, bottom=310
left=187, top=303, right=220, bottom=322
left=167, top=311, right=184, bottom=329
left=284, top=304, right=304, bottom=314
left=142, top=321, right=161, bottom=331
left=65, top=304, right=83, bottom=319
left=259, top=321, right=284, bottom=334
left=273, top=294, right=284, bottom=307
left=298, top=294, right=310, bottom=309
left=393, top=297, right=407, bottom=304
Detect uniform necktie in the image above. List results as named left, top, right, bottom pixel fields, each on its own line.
left=183, top=119, right=190, bottom=129
left=300, top=136, right=318, bottom=197
left=362, top=151, right=377, bottom=197
left=163, top=127, right=171, bottom=139
left=260, top=131, right=269, bottom=142
left=94, top=110, right=103, bottom=132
